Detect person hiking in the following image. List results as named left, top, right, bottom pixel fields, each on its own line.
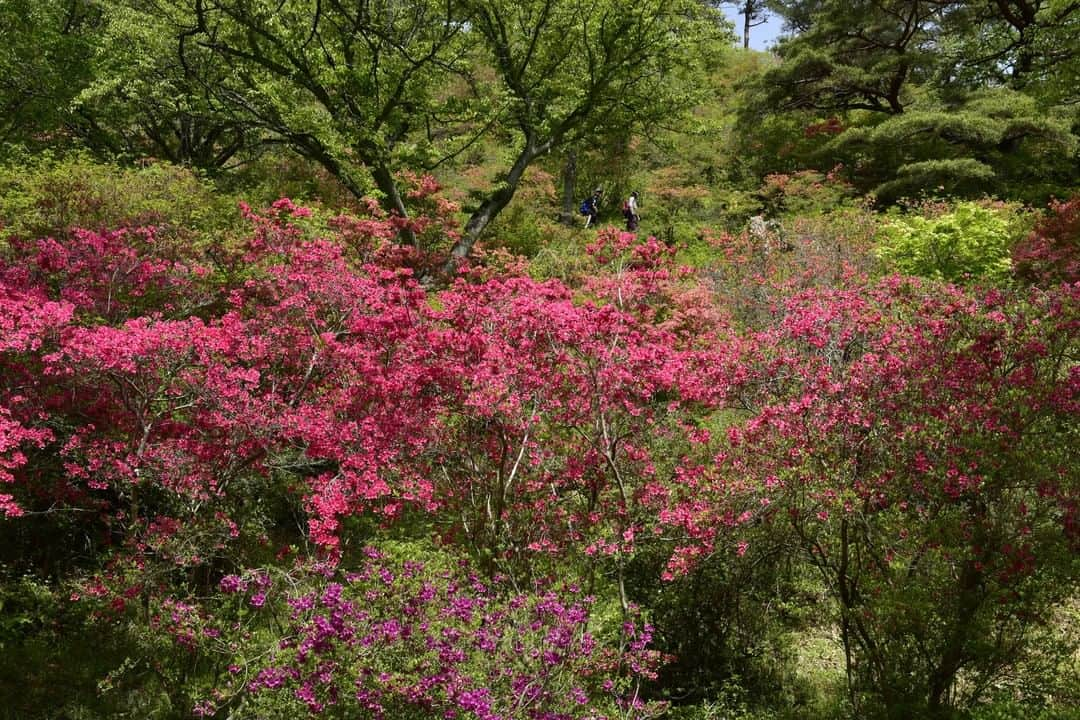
left=580, top=187, right=603, bottom=228
left=623, top=191, right=640, bottom=231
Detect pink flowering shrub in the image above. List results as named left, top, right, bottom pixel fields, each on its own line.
left=190, top=550, right=663, bottom=719
left=418, top=230, right=742, bottom=586
left=0, top=279, right=72, bottom=517
left=431, top=276, right=683, bottom=571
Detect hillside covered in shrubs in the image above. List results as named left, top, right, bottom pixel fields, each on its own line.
left=1, top=2, right=1078, bottom=719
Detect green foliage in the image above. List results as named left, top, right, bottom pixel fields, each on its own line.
left=479, top=166, right=561, bottom=257
left=627, top=542, right=809, bottom=712
left=527, top=230, right=596, bottom=282
left=74, top=0, right=252, bottom=169
left=753, top=0, right=935, bottom=116
left=0, top=572, right=173, bottom=719
left=966, top=605, right=1080, bottom=720
left=0, top=0, right=96, bottom=152
left=737, top=89, right=1078, bottom=206
left=442, top=0, right=729, bottom=261
left=824, top=91, right=1078, bottom=203
left=875, top=201, right=1030, bottom=282
left=871, top=159, right=998, bottom=205
left=737, top=0, right=1080, bottom=205
left=971, top=701, right=1080, bottom=720
left=0, top=574, right=57, bottom=650
left=224, top=154, right=367, bottom=211
left=0, top=154, right=241, bottom=242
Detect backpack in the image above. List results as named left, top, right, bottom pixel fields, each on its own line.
left=622, top=200, right=632, bottom=218
left=579, top=199, right=592, bottom=215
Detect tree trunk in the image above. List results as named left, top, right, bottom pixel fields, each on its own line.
left=291, top=134, right=419, bottom=249
left=370, top=163, right=419, bottom=250
left=1012, top=42, right=1036, bottom=83
left=927, top=520, right=986, bottom=712
left=560, top=149, right=578, bottom=225
left=886, top=61, right=910, bottom=114
left=744, top=1, right=752, bottom=49
left=442, top=137, right=548, bottom=274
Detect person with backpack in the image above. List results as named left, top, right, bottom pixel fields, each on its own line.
left=623, top=191, right=640, bottom=231
left=580, top=187, right=602, bottom=228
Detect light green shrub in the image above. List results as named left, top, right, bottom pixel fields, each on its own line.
left=875, top=201, right=1029, bottom=283
left=0, top=153, right=241, bottom=241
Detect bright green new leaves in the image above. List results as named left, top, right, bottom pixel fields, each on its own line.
left=75, top=1, right=250, bottom=167
left=4, top=0, right=729, bottom=259
left=133, top=0, right=477, bottom=229
left=87, top=0, right=725, bottom=260
left=463, top=0, right=718, bottom=142
left=875, top=202, right=1029, bottom=282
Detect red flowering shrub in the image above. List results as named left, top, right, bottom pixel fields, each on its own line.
left=0, top=278, right=72, bottom=517
left=663, top=277, right=1080, bottom=713
left=1012, top=196, right=1080, bottom=286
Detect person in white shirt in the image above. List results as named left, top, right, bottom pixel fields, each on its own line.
left=624, top=191, right=640, bottom=231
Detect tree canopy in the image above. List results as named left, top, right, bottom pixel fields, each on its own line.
left=740, top=0, right=1080, bottom=200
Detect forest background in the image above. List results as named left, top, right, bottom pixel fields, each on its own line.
left=0, top=1, right=1078, bottom=719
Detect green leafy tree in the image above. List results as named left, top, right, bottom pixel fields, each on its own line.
left=442, top=0, right=726, bottom=267
left=934, top=0, right=1080, bottom=91
left=0, top=0, right=97, bottom=149
left=759, top=0, right=941, bottom=115
left=74, top=0, right=253, bottom=169
left=6, top=0, right=727, bottom=260
left=762, top=0, right=1080, bottom=106
left=738, top=0, right=1080, bottom=202
left=108, top=0, right=479, bottom=249
left=122, top=0, right=725, bottom=260
left=826, top=89, right=1077, bottom=202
